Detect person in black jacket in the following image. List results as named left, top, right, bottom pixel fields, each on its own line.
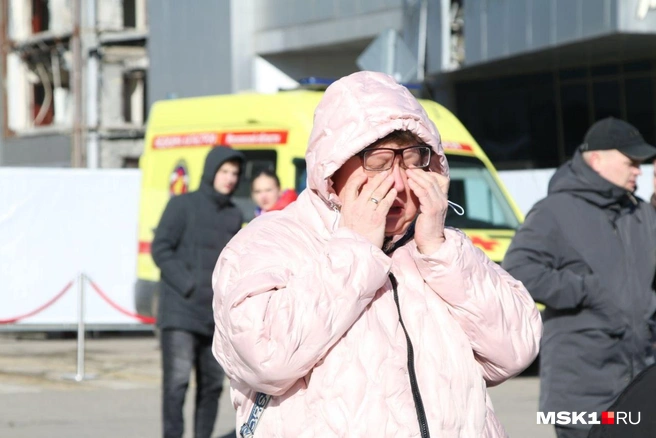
left=152, top=146, right=245, bottom=438
left=502, top=118, right=656, bottom=438
left=587, top=363, right=656, bottom=437
left=651, top=162, right=656, bottom=209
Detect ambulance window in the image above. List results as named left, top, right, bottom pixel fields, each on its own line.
left=293, top=158, right=307, bottom=192
left=445, top=156, right=519, bottom=230
left=232, top=150, right=277, bottom=198
left=232, top=150, right=277, bottom=222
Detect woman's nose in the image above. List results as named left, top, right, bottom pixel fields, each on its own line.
left=391, top=160, right=406, bottom=192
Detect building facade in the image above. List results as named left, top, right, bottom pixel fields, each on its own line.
left=0, top=0, right=147, bottom=167
left=445, top=0, right=656, bottom=169
left=2, top=0, right=656, bottom=169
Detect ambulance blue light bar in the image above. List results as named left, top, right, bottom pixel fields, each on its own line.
left=298, top=76, right=422, bottom=90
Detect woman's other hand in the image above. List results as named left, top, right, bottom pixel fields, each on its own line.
left=406, top=168, right=449, bottom=255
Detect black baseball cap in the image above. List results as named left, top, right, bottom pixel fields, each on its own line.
left=580, top=117, right=656, bottom=161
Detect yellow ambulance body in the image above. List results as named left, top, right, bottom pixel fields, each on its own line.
left=135, top=90, right=523, bottom=316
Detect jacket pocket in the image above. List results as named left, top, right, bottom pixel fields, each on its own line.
left=163, top=275, right=195, bottom=298
left=550, top=326, right=627, bottom=397
left=548, top=305, right=627, bottom=336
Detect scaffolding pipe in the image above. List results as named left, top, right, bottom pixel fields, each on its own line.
left=416, top=0, right=428, bottom=82
left=71, top=0, right=84, bottom=167
left=86, top=0, right=99, bottom=169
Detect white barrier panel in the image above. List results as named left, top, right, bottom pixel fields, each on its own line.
left=497, top=169, right=556, bottom=217
left=499, top=165, right=655, bottom=216
left=0, top=168, right=144, bottom=327
left=3, top=164, right=651, bottom=328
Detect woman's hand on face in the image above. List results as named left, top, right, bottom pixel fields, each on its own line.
left=406, top=168, right=449, bottom=255
left=338, top=170, right=397, bottom=248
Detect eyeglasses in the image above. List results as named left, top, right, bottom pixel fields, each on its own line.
left=357, top=145, right=432, bottom=171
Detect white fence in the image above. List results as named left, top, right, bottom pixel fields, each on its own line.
left=0, top=168, right=147, bottom=330
left=1, top=164, right=654, bottom=330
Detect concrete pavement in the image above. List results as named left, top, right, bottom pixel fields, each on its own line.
left=0, top=334, right=554, bottom=437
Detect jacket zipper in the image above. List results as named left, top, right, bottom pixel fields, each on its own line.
left=389, top=273, right=430, bottom=438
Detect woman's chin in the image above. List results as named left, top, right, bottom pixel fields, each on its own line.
left=385, top=218, right=412, bottom=237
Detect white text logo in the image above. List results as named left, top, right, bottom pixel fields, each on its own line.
left=537, top=411, right=641, bottom=425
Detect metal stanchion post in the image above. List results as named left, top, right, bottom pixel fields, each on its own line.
left=75, top=271, right=86, bottom=381
left=63, top=273, right=96, bottom=382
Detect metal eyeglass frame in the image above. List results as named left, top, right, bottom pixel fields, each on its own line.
left=356, top=145, right=432, bottom=171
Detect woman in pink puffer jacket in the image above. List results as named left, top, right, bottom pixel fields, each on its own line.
left=212, top=71, right=542, bottom=437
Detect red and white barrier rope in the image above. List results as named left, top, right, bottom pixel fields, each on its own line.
left=86, top=277, right=155, bottom=324
left=0, top=280, right=74, bottom=324
left=0, top=275, right=157, bottom=325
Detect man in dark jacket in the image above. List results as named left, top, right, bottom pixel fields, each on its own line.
left=152, top=146, right=245, bottom=438
left=588, top=363, right=656, bottom=437
left=502, top=118, right=656, bottom=438
left=651, top=163, right=656, bottom=208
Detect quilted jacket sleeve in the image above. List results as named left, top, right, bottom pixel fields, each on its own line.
left=412, top=228, right=542, bottom=386
left=212, top=226, right=392, bottom=396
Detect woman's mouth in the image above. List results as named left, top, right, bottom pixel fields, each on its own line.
left=388, top=206, right=404, bottom=216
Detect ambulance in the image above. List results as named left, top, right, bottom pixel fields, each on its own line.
left=134, top=88, right=523, bottom=317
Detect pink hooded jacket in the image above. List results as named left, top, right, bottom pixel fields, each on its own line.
left=212, top=72, right=542, bottom=437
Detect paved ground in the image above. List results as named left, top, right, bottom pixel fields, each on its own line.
left=0, top=333, right=555, bottom=437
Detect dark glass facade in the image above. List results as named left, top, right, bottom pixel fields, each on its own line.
left=454, top=60, right=656, bottom=169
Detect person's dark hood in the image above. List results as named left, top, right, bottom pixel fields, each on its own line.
left=548, top=150, right=635, bottom=210
left=199, top=146, right=245, bottom=206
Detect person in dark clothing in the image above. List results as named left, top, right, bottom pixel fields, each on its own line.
left=502, top=118, right=656, bottom=438
left=651, top=162, right=656, bottom=209
left=152, top=146, right=245, bottom=438
left=587, top=363, right=656, bottom=437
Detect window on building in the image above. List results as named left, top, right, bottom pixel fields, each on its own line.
left=450, top=0, right=464, bottom=69
left=560, top=84, right=590, bottom=157
left=7, top=50, right=71, bottom=131
left=123, top=0, right=147, bottom=29
left=5, top=0, right=75, bottom=133
left=31, top=0, right=50, bottom=33
left=593, top=80, right=621, bottom=121
left=122, top=156, right=140, bottom=168
left=454, top=59, right=656, bottom=169
left=122, top=70, right=146, bottom=125
left=123, top=0, right=136, bottom=28
left=625, top=77, right=655, bottom=146
left=9, top=0, right=71, bottom=40
left=528, top=79, right=559, bottom=167
left=455, top=73, right=558, bottom=169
